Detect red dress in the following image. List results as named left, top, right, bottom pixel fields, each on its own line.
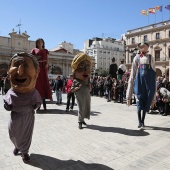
left=31, top=48, right=52, bottom=100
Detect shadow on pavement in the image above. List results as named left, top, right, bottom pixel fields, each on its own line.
left=28, top=154, right=114, bottom=170
left=86, top=124, right=150, bottom=136
left=36, top=109, right=101, bottom=116
left=143, top=126, right=170, bottom=132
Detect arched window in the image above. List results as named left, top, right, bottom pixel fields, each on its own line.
left=53, top=66, right=62, bottom=74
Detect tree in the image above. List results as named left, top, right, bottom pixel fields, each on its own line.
left=95, top=68, right=108, bottom=77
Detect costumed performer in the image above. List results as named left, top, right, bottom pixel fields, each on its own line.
left=71, top=53, right=92, bottom=129
left=3, top=52, right=42, bottom=163
left=126, top=43, right=156, bottom=128
left=31, top=38, right=52, bottom=110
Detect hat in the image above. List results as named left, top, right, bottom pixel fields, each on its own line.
left=71, top=53, right=92, bottom=73
left=137, top=42, right=149, bottom=47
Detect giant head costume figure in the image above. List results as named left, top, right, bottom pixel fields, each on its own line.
left=8, top=52, right=39, bottom=93
left=71, top=53, right=92, bottom=81
left=137, top=42, right=149, bottom=56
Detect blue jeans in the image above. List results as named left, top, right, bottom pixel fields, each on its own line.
left=56, top=90, right=62, bottom=103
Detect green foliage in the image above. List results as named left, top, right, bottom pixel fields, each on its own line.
left=95, top=68, right=108, bottom=77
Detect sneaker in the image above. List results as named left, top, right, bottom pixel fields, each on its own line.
left=22, top=154, right=30, bottom=163
left=13, top=148, right=20, bottom=156
left=66, top=109, right=69, bottom=112
left=70, top=108, right=73, bottom=111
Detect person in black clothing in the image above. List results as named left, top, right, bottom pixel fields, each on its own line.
left=109, top=57, right=118, bottom=79
left=104, top=75, right=113, bottom=102
left=117, top=80, right=124, bottom=104
left=98, top=77, right=104, bottom=97
left=53, top=76, right=63, bottom=104
left=4, top=74, right=11, bottom=94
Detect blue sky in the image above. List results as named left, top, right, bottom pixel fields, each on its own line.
left=0, top=0, right=170, bottom=50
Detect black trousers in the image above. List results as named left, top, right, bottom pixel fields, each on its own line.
left=66, top=92, right=75, bottom=110
left=137, top=110, right=146, bottom=124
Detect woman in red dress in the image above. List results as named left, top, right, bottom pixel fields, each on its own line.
left=31, top=38, right=52, bottom=110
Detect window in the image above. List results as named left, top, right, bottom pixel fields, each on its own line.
left=156, top=33, right=160, bottom=39
left=131, top=38, right=135, bottom=44
left=155, top=50, right=160, bottom=61
left=169, top=31, right=170, bottom=37
left=144, top=35, right=147, bottom=42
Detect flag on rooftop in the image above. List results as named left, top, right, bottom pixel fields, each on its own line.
left=148, top=8, right=156, bottom=14
left=155, top=6, right=162, bottom=12
left=140, top=10, right=148, bottom=16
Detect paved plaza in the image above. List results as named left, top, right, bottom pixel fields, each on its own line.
left=0, top=93, right=170, bottom=170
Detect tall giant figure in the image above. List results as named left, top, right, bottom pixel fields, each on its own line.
left=31, top=38, right=52, bottom=110
left=126, top=43, right=156, bottom=128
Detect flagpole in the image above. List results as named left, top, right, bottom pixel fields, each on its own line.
left=169, top=2, right=170, bottom=19
left=155, top=12, right=156, bottom=23
left=169, top=6, right=170, bottom=20
left=162, top=5, right=163, bottom=21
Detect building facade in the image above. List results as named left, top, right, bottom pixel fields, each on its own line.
left=0, top=30, right=78, bottom=79
left=84, top=37, right=125, bottom=74
left=125, top=20, right=170, bottom=79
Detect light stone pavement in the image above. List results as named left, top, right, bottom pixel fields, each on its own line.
left=0, top=92, right=170, bottom=170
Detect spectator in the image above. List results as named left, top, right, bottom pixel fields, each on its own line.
left=104, top=75, right=113, bottom=102
left=66, top=74, right=75, bottom=111
left=4, top=74, right=11, bottom=94
left=53, top=75, right=63, bottom=104
left=117, top=79, right=124, bottom=104
left=157, top=87, right=170, bottom=116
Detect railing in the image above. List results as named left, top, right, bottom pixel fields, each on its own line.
left=127, top=20, right=170, bottom=34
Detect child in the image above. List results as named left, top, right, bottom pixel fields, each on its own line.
left=126, top=43, right=156, bottom=128
left=3, top=52, right=42, bottom=163
left=71, top=53, right=92, bottom=129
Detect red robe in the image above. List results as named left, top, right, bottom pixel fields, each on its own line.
left=31, top=48, right=52, bottom=100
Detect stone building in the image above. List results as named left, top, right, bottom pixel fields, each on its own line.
left=0, top=30, right=80, bottom=78
left=84, top=37, right=125, bottom=73
left=125, top=20, right=170, bottom=79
